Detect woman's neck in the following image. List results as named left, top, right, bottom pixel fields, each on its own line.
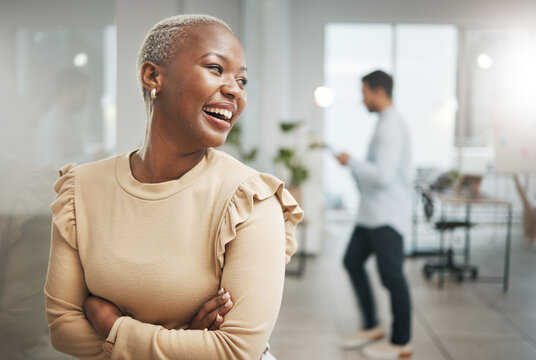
left=130, top=135, right=206, bottom=184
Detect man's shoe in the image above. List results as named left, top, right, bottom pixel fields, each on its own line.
left=362, top=341, right=413, bottom=359
left=340, top=326, right=385, bottom=349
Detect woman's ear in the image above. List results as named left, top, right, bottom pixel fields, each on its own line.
left=140, top=61, right=161, bottom=94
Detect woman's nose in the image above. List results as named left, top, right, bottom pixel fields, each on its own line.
left=221, top=79, right=242, bottom=99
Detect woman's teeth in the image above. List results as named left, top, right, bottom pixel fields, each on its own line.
left=203, top=107, right=232, bottom=120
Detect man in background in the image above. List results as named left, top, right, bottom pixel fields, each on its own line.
left=336, top=70, right=413, bottom=359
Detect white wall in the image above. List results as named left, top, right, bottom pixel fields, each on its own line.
left=241, top=0, right=293, bottom=172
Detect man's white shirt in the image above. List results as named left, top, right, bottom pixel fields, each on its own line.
left=348, top=106, right=413, bottom=237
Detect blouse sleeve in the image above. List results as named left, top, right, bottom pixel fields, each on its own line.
left=103, top=173, right=304, bottom=360
left=44, top=163, right=110, bottom=360
left=217, top=173, right=304, bottom=267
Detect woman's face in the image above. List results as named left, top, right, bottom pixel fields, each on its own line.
left=157, top=24, right=247, bottom=150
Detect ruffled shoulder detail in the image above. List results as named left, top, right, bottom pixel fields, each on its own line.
left=216, top=173, right=304, bottom=268
left=50, top=163, right=77, bottom=249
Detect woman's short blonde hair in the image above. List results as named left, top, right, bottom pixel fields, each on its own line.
left=137, top=14, right=232, bottom=103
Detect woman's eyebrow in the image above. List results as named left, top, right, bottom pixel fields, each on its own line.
left=200, top=52, right=224, bottom=60
left=200, top=52, right=247, bottom=72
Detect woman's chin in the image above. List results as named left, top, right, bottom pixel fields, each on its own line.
left=203, top=134, right=228, bottom=149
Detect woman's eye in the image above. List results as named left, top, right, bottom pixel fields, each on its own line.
left=237, top=78, right=248, bottom=87
left=207, top=65, right=223, bottom=75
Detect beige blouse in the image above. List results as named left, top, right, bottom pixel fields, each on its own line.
left=44, top=148, right=303, bottom=360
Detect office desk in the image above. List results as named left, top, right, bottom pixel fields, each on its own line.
left=414, top=187, right=513, bottom=292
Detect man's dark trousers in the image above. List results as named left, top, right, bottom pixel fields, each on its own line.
left=343, top=225, right=411, bottom=345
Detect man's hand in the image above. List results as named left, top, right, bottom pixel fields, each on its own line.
left=83, top=296, right=122, bottom=338
left=189, top=288, right=234, bottom=330
left=336, top=152, right=350, bottom=165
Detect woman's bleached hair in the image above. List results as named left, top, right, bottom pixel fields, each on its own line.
left=137, top=14, right=232, bottom=103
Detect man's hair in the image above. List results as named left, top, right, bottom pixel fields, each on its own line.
left=137, top=14, right=232, bottom=103
left=361, top=70, right=393, bottom=98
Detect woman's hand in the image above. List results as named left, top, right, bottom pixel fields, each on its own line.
left=83, top=289, right=233, bottom=337
left=83, top=296, right=122, bottom=338
left=189, top=288, right=234, bottom=330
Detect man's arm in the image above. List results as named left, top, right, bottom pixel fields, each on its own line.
left=346, top=119, right=404, bottom=187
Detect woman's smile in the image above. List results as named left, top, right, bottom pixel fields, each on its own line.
left=202, top=101, right=238, bottom=131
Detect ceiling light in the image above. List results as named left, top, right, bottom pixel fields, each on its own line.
left=73, top=53, right=88, bottom=67
left=477, top=53, right=493, bottom=70
left=314, top=86, right=334, bottom=108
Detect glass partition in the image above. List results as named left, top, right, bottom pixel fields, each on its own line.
left=0, top=1, right=115, bottom=358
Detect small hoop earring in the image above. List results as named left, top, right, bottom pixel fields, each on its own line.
left=150, top=88, right=157, bottom=100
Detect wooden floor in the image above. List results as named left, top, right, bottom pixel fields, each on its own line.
left=271, top=221, right=536, bottom=360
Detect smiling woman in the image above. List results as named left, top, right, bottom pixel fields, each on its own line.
left=136, top=18, right=248, bottom=158
left=44, top=14, right=303, bottom=360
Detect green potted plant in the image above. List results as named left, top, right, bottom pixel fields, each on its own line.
left=273, top=121, right=322, bottom=203
left=223, top=122, right=258, bottom=163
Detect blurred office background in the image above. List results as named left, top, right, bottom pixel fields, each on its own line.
left=1, top=0, right=536, bottom=359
